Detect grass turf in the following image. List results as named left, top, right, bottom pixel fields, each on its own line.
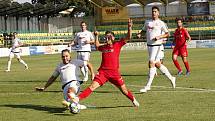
left=0, top=48, right=215, bottom=121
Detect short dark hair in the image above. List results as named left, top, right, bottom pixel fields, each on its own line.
left=61, top=49, right=70, bottom=54
left=152, top=6, right=160, bottom=11
left=105, top=30, right=115, bottom=36
left=80, top=21, right=87, bottom=25
left=175, top=18, right=183, bottom=22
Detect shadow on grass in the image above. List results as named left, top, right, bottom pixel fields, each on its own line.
left=2, top=104, right=67, bottom=114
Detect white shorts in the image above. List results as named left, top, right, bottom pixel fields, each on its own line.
left=158, top=50, right=164, bottom=60
left=77, top=51, right=90, bottom=61
left=63, top=81, right=80, bottom=102
left=9, top=52, right=21, bottom=59
left=147, top=45, right=162, bottom=63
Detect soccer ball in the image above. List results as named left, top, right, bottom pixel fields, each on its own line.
left=69, top=102, right=80, bottom=114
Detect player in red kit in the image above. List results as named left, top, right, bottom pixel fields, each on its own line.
left=172, top=18, right=191, bottom=76
left=67, top=19, right=139, bottom=108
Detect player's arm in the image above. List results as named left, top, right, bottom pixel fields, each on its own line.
left=94, top=31, right=106, bottom=49
left=185, top=29, right=191, bottom=42
left=35, top=75, right=58, bottom=91
left=155, top=23, right=169, bottom=41
left=86, top=62, right=95, bottom=81
left=123, top=18, right=133, bottom=42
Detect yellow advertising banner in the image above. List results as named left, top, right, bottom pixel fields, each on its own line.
left=102, top=7, right=129, bottom=22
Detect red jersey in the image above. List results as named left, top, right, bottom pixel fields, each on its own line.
left=98, top=38, right=126, bottom=70
left=174, top=28, right=190, bottom=48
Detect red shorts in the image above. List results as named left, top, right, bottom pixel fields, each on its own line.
left=93, top=69, right=124, bottom=87
left=173, top=46, right=188, bottom=57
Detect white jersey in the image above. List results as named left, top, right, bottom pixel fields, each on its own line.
left=52, top=59, right=87, bottom=85
left=143, top=19, right=169, bottom=46
left=74, top=30, right=94, bottom=52
left=11, top=38, right=21, bottom=53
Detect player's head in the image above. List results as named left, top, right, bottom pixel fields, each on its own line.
left=13, top=32, right=18, bottom=37
left=104, top=30, right=115, bottom=44
left=80, top=21, right=87, bottom=31
left=10, top=34, right=15, bottom=40
left=176, top=18, right=183, bottom=28
left=152, top=6, right=160, bottom=20
left=61, top=49, right=71, bottom=64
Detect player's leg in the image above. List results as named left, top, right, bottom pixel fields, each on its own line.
left=140, top=46, right=158, bottom=93
left=78, top=81, right=100, bottom=101
left=172, top=50, right=182, bottom=75
left=112, top=77, right=139, bottom=107
left=76, top=71, right=107, bottom=102
left=62, top=81, right=87, bottom=109
left=77, top=52, right=90, bottom=82
left=182, top=56, right=190, bottom=76
left=16, top=53, right=28, bottom=69
left=6, top=52, right=14, bottom=72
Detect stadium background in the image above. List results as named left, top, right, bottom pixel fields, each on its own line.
left=0, top=0, right=215, bottom=56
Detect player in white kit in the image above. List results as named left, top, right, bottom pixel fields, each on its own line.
left=5, top=32, right=28, bottom=72
left=138, top=6, right=176, bottom=93
left=35, top=49, right=95, bottom=109
left=72, top=21, right=95, bottom=82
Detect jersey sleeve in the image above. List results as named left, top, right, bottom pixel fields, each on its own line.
left=118, top=38, right=126, bottom=46
left=52, top=66, right=60, bottom=78
left=142, top=21, right=147, bottom=31
left=184, top=28, right=191, bottom=40
left=161, top=22, right=169, bottom=33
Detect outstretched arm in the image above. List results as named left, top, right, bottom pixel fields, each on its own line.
left=123, top=18, right=133, bottom=42
left=35, top=76, right=58, bottom=91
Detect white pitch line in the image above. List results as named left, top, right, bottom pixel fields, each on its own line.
left=128, top=84, right=215, bottom=92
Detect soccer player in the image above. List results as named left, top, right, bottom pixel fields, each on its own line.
left=70, top=21, right=95, bottom=82
left=172, top=18, right=191, bottom=76
left=35, top=49, right=95, bottom=109
left=138, top=6, right=176, bottom=93
left=69, top=18, right=139, bottom=107
left=5, top=32, right=28, bottom=72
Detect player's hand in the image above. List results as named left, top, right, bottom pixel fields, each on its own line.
left=91, top=73, right=95, bottom=81
left=35, top=87, right=45, bottom=91
left=94, top=31, right=99, bottom=36
left=154, top=36, right=161, bottom=41
left=85, top=40, right=91, bottom=44
left=137, top=33, right=141, bottom=39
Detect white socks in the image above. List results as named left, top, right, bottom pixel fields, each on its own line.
left=19, top=59, right=27, bottom=67
left=7, top=60, right=11, bottom=70
left=146, top=67, right=157, bottom=87
left=159, top=64, right=173, bottom=80
left=81, top=66, right=88, bottom=81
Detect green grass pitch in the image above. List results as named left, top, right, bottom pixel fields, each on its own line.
left=0, top=48, right=215, bottom=121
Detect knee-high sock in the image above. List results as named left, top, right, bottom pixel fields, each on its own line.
left=146, top=67, right=156, bottom=88
left=183, top=61, right=190, bottom=72
left=159, top=64, right=173, bottom=80
left=81, top=66, right=88, bottom=81
left=125, top=91, right=134, bottom=101
left=19, top=59, right=27, bottom=66
left=173, top=60, right=182, bottom=72
left=78, top=87, right=92, bottom=100
left=7, top=60, right=11, bottom=70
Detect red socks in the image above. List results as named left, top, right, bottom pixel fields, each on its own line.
left=126, top=91, right=134, bottom=101
left=173, top=60, right=182, bottom=72
left=184, top=61, right=190, bottom=72
left=78, top=87, right=93, bottom=100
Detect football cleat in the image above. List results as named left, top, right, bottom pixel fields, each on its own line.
left=140, top=86, right=151, bottom=93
